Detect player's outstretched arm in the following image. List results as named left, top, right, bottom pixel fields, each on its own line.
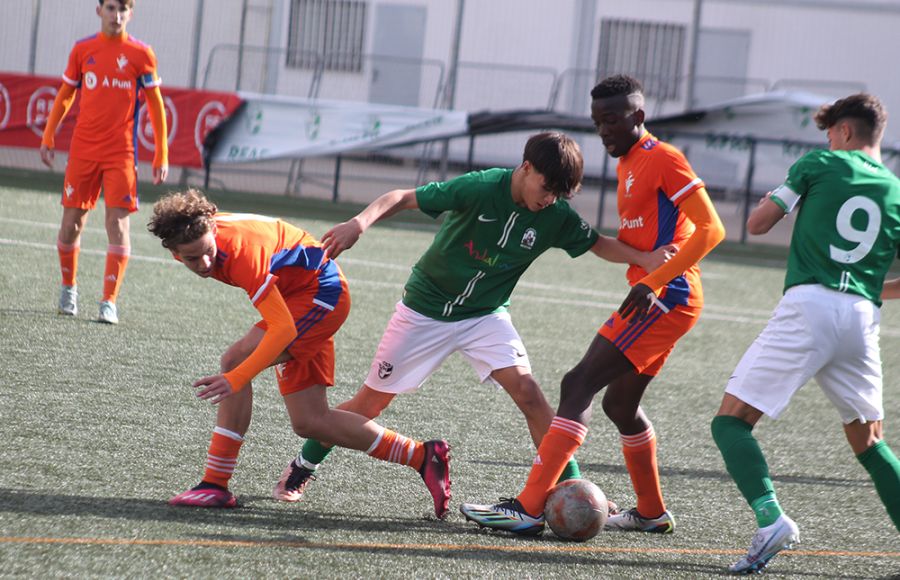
left=39, top=83, right=77, bottom=169
left=882, top=277, right=900, bottom=300
left=321, top=188, right=418, bottom=259
left=746, top=192, right=787, bottom=235
left=194, top=287, right=296, bottom=405
left=590, top=236, right=678, bottom=272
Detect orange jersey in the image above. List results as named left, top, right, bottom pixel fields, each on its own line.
left=211, top=213, right=344, bottom=309
left=62, top=32, right=160, bottom=162
left=615, top=132, right=705, bottom=308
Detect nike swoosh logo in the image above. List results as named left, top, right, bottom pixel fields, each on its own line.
left=478, top=214, right=498, bottom=222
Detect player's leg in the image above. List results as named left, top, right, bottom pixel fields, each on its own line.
left=846, top=420, right=900, bottom=531
left=97, top=162, right=137, bottom=324
left=490, top=367, right=581, bottom=481
left=461, top=333, right=633, bottom=534
left=170, top=326, right=279, bottom=508
left=57, top=158, right=100, bottom=316
left=601, top=372, right=675, bottom=533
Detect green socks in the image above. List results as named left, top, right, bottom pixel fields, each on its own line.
left=558, top=458, right=582, bottom=483
left=298, top=439, right=333, bottom=470
left=711, top=415, right=783, bottom=527
left=857, top=440, right=900, bottom=532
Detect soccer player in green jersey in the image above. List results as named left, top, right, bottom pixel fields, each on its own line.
left=712, top=93, right=900, bottom=573
left=271, top=132, right=675, bottom=502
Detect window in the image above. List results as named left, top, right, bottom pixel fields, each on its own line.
left=597, top=19, right=685, bottom=101
left=287, top=0, right=367, bottom=72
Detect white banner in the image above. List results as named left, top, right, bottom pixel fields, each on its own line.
left=209, top=93, right=468, bottom=164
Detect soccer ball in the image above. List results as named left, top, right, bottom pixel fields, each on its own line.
left=544, top=479, right=608, bottom=541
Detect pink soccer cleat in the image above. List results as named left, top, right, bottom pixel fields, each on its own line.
left=419, top=439, right=451, bottom=519
left=169, top=485, right=236, bottom=508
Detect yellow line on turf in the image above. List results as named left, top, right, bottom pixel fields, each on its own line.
left=0, top=536, right=897, bottom=559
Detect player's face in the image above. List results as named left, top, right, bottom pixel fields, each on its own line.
left=97, top=0, right=132, bottom=36
left=591, top=95, right=644, bottom=158
left=173, top=232, right=217, bottom=278
left=517, top=162, right=558, bottom=212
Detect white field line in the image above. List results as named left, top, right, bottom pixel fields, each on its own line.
left=3, top=227, right=899, bottom=337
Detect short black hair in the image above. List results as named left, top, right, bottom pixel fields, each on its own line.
left=591, top=75, right=644, bottom=100
left=522, top=132, right=583, bottom=199
left=814, top=93, right=887, bottom=143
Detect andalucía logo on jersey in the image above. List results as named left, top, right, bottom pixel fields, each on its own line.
left=520, top=228, right=537, bottom=250
left=378, top=360, right=393, bottom=379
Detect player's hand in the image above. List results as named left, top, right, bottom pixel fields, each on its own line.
left=193, top=374, right=234, bottom=405
left=40, top=144, right=55, bottom=169
left=642, top=243, right=678, bottom=272
left=153, top=164, right=169, bottom=185
left=618, top=282, right=655, bottom=324
left=321, top=217, right=363, bottom=260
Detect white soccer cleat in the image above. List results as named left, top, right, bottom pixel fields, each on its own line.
left=729, top=514, right=800, bottom=574
left=58, top=285, right=78, bottom=316
left=460, top=498, right=545, bottom=536
left=605, top=507, right=676, bottom=533
left=98, top=300, right=119, bottom=325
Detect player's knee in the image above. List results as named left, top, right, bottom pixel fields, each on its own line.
left=560, top=366, right=589, bottom=401
left=508, top=376, right=548, bottom=412
left=601, top=395, right=631, bottom=425
left=289, top=415, right=320, bottom=439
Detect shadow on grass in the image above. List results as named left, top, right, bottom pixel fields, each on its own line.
left=469, top=460, right=870, bottom=488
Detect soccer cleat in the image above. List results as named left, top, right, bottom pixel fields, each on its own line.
left=460, top=498, right=545, bottom=536
left=419, top=439, right=451, bottom=519
left=729, top=514, right=800, bottom=574
left=272, top=460, right=316, bottom=502
left=604, top=507, right=676, bottom=533
left=58, top=285, right=78, bottom=316
left=169, top=484, right=236, bottom=508
left=98, top=300, right=118, bottom=324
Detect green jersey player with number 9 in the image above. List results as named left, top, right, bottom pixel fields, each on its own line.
left=711, top=93, right=900, bottom=574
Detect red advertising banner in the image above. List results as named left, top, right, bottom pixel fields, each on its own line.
left=0, top=72, right=242, bottom=168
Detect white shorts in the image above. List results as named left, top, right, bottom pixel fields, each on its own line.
left=365, top=301, right=532, bottom=394
left=725, top=284, right=883, bottom=424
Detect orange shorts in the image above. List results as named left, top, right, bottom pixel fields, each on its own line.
left=598, top=303, right=701, bottom=376
left=258, top=277, right=351, bottom=396
left=62, top=157, right=138, bottom=212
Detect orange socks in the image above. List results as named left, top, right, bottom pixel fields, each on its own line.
left=57, top=239, right=80, bottom=287
left=621, top=425, right=666, bottom=518
left=201, top=427, right=244, bottom=489
left=518, top=416, right=588, bottom=516
left=366, top=427, right=426, bottom=471
left=102, top=244, right=130, bottom=302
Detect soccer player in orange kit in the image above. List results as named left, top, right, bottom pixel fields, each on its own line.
left=461, top=74, right=725, bottom=535
left=147, top=189, right=451, bottom=515
left=41, top=0, right=169, bottom=324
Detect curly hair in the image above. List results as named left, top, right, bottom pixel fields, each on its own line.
left=147, top=189, right=217, bottom=249
left=814, top=93, right=887, bottom=143
left=522, top=132, right=583, bottom=199
left=590, top=74, right=644, bottom=100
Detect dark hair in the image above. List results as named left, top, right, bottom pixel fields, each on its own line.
left=814, top=93, right=887, bottom=143
left=99, top=0, right=135, bottom=8
left=591, top=74, right=644, bottom=100
left=147, top=189, right=217, bottom=249
left=522, top=132, right=583, bottom=198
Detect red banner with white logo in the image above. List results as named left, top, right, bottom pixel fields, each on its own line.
left=0, top=71, right=242, bottom=168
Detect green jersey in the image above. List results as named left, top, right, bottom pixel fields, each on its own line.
left=771, top=149, right=900, bottom=306
left=404, top=168, right=599, bottom=321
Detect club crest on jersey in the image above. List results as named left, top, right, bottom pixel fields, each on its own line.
left=274, top=362, right=287, bottom=378
left=84, top=71, right=97, bottom=90
left=625, top=171, right=635, bottom=196
left=520, top=228, right=537, bottom=250
left=116, top=54, right=128, bottom=70
left=64, top=182, right=74, bottom=198
left=378, top=360, right=393, bottom=379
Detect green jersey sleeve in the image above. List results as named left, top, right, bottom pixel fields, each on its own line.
left=554, top=204, right=600, bottom=257
left=415, top=170, right=498, bottom=219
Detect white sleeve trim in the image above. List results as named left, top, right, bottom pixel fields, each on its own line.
left=62, top=74, right=79, bottom=86
left=771, top=184, right=801, bottom=213
left=250, top=273, right=275, bottom=304
left=670, top=178, right=702, bottom=202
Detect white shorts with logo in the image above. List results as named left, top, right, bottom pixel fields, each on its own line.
left=725, top=284, right=882, bottom=424
left=365, top=301, right=532, bottom=394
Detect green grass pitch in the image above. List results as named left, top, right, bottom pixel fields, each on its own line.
left=0, top=183, right=898, bottom=578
